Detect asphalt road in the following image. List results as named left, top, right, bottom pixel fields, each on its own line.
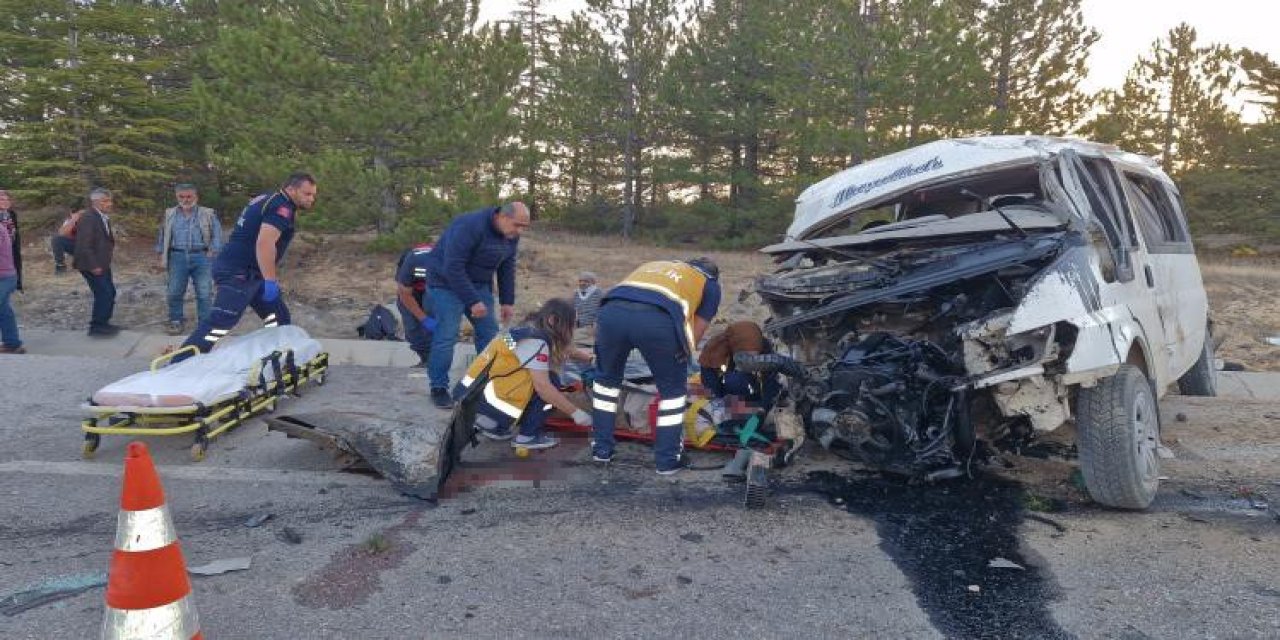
left=1, top=352, right=1277, bottom=639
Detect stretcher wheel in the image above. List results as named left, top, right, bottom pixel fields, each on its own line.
left=744, top=482, right=767, bottom=510
left=190, top=440, right=207, bottom=462
left=314, top=372, right=326, bottom=386
left=264, top=398, right=277, bottom=413
left=514, top=446, right=530, bottom=458
left=82, top=433, right=100, bottom=459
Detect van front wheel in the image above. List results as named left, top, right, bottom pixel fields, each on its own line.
left=1077, top=365, right=1160, bottom=509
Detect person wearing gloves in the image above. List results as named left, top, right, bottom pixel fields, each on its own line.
left=394, top=242, right=438, bottom=367
left=455, top=298, right=593, bottom=450
left=424, top=201, right=529, bottom=408
left=177, top=173, right=316, bottom=357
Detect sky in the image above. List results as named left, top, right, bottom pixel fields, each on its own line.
left=477, top=0, right=1280, bottom=100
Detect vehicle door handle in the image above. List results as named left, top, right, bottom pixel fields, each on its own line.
left=1144, top=265, right=1155, bottom=288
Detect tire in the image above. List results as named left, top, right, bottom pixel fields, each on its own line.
left=1177, top=329, right=1217, bottom=397
left=1076, top=364, right=1161, bottom=509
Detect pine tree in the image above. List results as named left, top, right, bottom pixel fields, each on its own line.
left=194, top=0, right=526, bottom=233
left=979, top=0, right=1098, bottom=135
left=0, top=0, right=192, bottom=213
left=1083, top=23, right=1240, bottom=173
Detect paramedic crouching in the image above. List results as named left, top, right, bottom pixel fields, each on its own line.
left=590, top=258, right=721, bottom=474
left=456, top=299, right=592, bottom=450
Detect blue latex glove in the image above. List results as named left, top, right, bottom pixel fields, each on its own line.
left=420, top=316, right=438, bottom=333
left=262, top=279, right=280, bottom=303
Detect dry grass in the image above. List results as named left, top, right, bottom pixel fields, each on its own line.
left=1198, top=259, right=1280, bottom=371
left=14, top=230, right=1279, bottom=370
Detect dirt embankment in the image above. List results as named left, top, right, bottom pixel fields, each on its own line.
left=9, top=229, right=1279, bottom=370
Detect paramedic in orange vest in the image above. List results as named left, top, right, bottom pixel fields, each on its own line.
left=590, top=257, right=721, bottom=474
left=456, top=298, right=592, bottom=449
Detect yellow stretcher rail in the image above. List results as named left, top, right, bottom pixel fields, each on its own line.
left=81, top=350, right=329, bottom=461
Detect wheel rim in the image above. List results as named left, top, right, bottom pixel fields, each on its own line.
left=1132, top=383, right=1159, bottom=488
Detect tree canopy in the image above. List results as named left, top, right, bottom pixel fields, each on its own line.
left=0, top=1, right=1273, bottom=244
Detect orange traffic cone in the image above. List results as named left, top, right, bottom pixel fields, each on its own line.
left=102, top=442, right=202, bottom=640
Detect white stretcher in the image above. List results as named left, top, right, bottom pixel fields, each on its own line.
left=81, top=326, right=330, bottom=460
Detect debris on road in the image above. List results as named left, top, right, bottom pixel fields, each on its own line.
left=988, top=557, right=1025, bottom=570
left=277, top=526, right=304, bottom=545
left=244, top=512, right=274, bottom=528
left=188, top=557, right=253, bottom=576
left=0, top=573, right=106, bottom=616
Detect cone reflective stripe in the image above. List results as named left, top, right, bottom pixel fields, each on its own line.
left=103, top=442, right=201, bottom=640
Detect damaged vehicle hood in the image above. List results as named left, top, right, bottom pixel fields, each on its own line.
left=786, top=135, right=1136, bottom=241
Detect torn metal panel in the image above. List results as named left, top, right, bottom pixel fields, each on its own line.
left=990, top=375, right=1070, bottom=432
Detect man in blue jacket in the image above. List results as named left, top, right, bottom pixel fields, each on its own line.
left=426, top=201, right=530, bottom=408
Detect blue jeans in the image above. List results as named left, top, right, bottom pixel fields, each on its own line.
left=166, top=251, right=213, bottom=323
left=397, top=293, right=433, bottom=360
left=427, top=285, right=498, bottom=390
left=79, top=269, right=116, bottom=329
left=591, top=301, right=690, bottom=469
left=0, top=276, right=19, bottom=348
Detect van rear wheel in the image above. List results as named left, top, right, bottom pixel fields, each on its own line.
left=1177, top=330, right=1217, bottom=397
left=1077, top=365, right=1160, bottom=509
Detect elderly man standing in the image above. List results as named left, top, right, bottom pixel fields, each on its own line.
left=156, top=184, right=223, bottom=334
left=425, top=201, right=530, bottom=408
left=573, top=271, right=603, bottom=330
left=74, top=188, right=121, bottom=337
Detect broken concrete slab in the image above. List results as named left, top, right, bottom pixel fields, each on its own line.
left=267, top=411, right=448, bottom=500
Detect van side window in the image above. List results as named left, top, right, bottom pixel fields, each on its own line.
left=1121, top=172, right=1190, bottom=248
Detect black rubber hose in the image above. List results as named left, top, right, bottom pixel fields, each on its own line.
left=733, top=352, right=809, bottom=379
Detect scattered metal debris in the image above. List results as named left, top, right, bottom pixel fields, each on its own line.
left=277, top=526, right=303, bottom=545
left=988, top=557, right=1025, bottom=570
left=244, top=512, right=274, bottom=528
left=188, top=557, right=253, bottom=576
left=0, top=573, right=106, bottom=616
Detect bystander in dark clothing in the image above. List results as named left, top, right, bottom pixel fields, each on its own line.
left=74, top=189, right=119, bottom=337
left=0, top=190, right=22, bottom=293
left=424, top=202, right=530, bottom=408
left=395, top=243, right=436, bottom=366
left=0, top=192, right=24, bottom=353
left=51, top=198, right=85, bottom=274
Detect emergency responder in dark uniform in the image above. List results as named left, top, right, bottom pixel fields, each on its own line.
left=177, top=173, right=317, bottom=357
left=395, top=243, right=437, bottom=367
left=590, top=257, right=721, bottom=474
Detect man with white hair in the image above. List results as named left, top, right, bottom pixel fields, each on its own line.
left=73, top=188, right=121, bottom=337
left=573, top=271, right=603, bottom=330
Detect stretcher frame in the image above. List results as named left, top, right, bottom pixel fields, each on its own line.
left=81, top=346, right=330, bottom=461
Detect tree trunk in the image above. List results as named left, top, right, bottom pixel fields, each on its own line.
left=373, top=149, right=398, bottom=234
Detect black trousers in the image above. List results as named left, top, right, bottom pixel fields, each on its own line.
left=79, top=269, right=116, bottom=328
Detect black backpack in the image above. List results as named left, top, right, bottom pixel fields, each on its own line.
left=357, top=304, right=402, bottom=341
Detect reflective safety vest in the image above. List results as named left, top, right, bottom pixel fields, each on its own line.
left=615, top=261, right=707, bottom=353
left=459, top=327, right=547, bottom=421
